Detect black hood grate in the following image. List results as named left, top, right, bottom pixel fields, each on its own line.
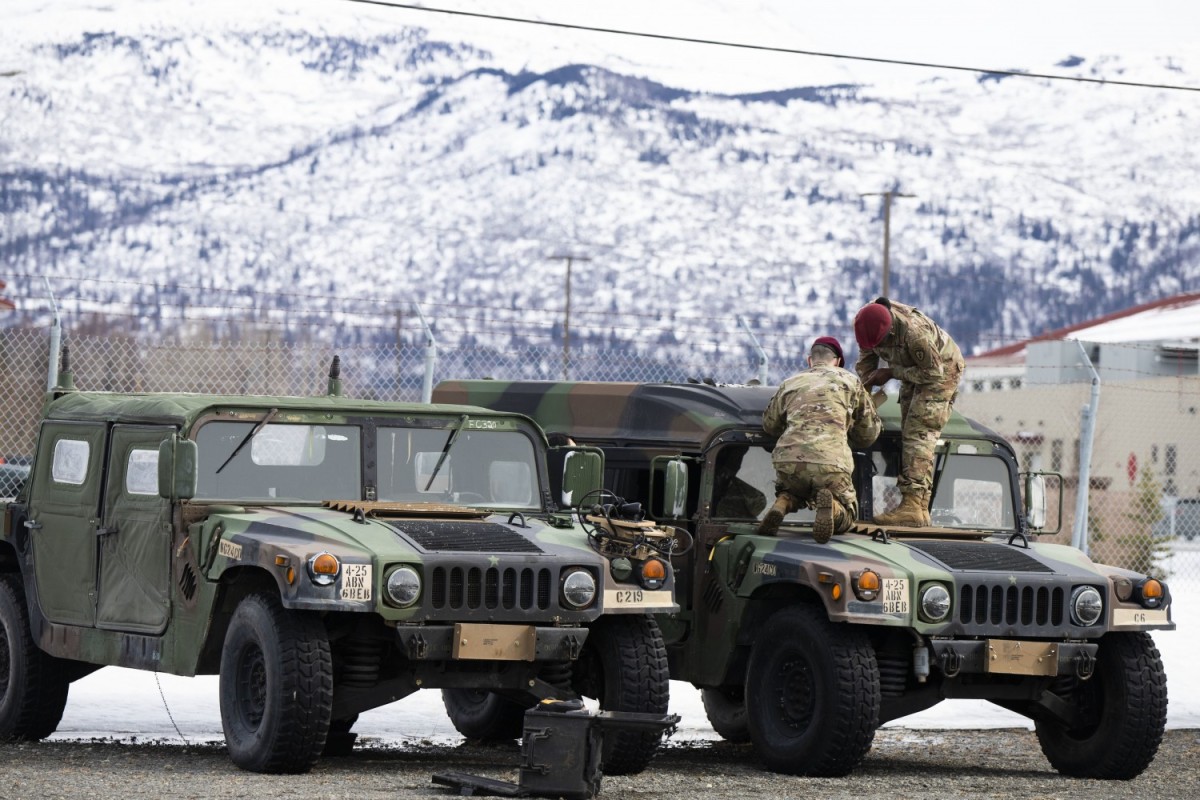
left=387, top=520, right=544, bottom=553
left=906, top=540, right=1054, bottom=573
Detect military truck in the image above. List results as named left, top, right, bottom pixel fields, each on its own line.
left=0, top=360, right=679, bottom=775
left=434, top=380, right=1174, bottom=779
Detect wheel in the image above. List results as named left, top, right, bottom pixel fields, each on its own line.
left=571, top=615, right=670, bottom=776
left=1034, top=632, right=1167, bottom=779
left=744, top=605, right=879, bottom=776
left=0, top=574, right=70, bottom=740
left=701, top=686, right=750, bottom=743
left=219, top=592, right=333, bottom=773
left=442, top=689, right=529, bottom=740
left=322, top=714, right=359, bottom=757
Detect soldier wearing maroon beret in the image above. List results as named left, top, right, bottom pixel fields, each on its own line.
left=854, top=297, right=964, bottom=527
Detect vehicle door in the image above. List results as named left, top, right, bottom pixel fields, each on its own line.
left=96, top=425, right=174, bottom=633
left=26, top=421, right=107, bottom=626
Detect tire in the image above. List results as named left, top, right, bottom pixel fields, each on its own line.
left=571, top=615, right=670, bottom=776
left=218, top=592, right=333, bottom=773
left=701, top=686, right=751, bottom=743
left=744, top=605, right=880, bottom=776
left=1034, top=632, right=1167, bottom=779
left=441, top=689, right=530, bottom=741
left=0, top=574, right=70, bottom=740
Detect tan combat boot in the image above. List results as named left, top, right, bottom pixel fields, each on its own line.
left=813, top=489, right=846, bottom=544
left=874, top=492, right=931, bottom=527
left=758, top=494, right=791, bottom=536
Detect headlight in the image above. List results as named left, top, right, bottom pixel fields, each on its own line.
left=562, top=569, right=597, bottom=609
left=853, top=569, right=881, bottom=601
left=919, top=584, right=951, bottom=622
left=307, top=552, right=340, bottom=586
left=1071, top=586, right=1104, bottom=626
left=1137, top=578, right=1165, bottom=609
left=639, top=558, right=668, bottom=591
left=385, top=565, right=421, bottom=607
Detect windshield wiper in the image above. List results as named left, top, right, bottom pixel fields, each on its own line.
left=216, top=408, right=279, bottom=475
left=424, top=414, right=468, bottom=491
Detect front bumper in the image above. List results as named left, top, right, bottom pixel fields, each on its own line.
left=395, top=624, right=588, bottom=662
left=929, top=639, right=1100, bottom=678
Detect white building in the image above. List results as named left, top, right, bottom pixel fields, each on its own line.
left=956, top=292, right=1200, bottom=533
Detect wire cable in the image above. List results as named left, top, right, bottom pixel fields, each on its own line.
left=341, top=1, right=1200, bottom=93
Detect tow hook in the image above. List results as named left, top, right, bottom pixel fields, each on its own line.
left=406, top=632, right=429, bottom=660
left=1074, top=649, right=1096, bottom=680
left=564, top=633, right=583, bottom=660
left=940, top=648, right=963, bottom=678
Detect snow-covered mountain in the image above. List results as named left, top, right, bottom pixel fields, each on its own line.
left=2, top=0, right=1199, bottom=364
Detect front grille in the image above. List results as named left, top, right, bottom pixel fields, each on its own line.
left=958, top=583, right=1066, bottom=627
left=430, top=566, right=554, bottom=611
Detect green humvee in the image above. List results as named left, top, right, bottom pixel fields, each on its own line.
left=0, top=364, right=679, bottom=775
left=434, top=380, right=1174, bottom=779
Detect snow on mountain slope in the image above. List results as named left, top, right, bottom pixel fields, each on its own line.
left=2, top=0, right=1199, bottom=363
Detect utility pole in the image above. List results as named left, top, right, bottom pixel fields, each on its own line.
left=549, top=254, right=591, bottom=380
left=861, top=190, right=915, bottom=297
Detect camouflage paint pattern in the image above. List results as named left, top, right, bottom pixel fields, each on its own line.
left=0, top=389, right=677, bottom=688
left=437, top=379, right=1174, bottom=696
left=855, top=300, right=965, bottom=497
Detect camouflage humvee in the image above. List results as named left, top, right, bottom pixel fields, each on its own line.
left=0, top=363, right=678, bottom=775
left=434, top=380, right=1174, bottom=779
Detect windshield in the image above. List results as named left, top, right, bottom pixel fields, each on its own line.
left=193, top=419, right=542, bottom=509
left=873, top=450, right=1016, bottom=531
left=195, top=422, right=361, bottom=501
left=711, top=443, right=1016, bottom=531
left=376, top=426, right=540, bottom=510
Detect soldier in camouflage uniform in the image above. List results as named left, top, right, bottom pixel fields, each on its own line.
left=854, top=297, right=965, bottom=527
left=759, top=337, right=882, bottom=542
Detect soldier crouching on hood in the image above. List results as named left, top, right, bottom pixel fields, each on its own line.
left=760, top=336, right=882, bottom=543
left=854, top=297, right=965, bottom=527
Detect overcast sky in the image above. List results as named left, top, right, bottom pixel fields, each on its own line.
left=333, top=0, right=1200, bottom=91
left=6, top=0, right=1198, bottom=93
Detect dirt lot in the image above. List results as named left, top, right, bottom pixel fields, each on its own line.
left=2, top=728, right=1197, bottom=799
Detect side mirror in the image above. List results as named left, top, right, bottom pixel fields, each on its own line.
left=1021, top=471, right=1063, bottom=534
left=663, top=459, right=688, bottom=519
left=561, top=448, right=603, bottom=508
left=1024, top=473, right=1046, bottom=530
left=159, top=435, right=198, bottom=501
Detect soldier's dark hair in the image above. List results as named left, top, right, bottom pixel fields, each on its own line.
left=873, top=296, right=892, bottom=309
left=810, top=344, right=838, bottom=363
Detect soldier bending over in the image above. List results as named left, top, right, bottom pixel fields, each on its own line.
left=760, top=336, right=882, bottom=542
left=854, top=297, right=965, bottom=527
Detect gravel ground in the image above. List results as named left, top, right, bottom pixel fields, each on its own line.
left=1, top=729, right=1197, bottom=800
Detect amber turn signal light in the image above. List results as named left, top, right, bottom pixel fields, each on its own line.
left=854, top=569, right=881, bottom=602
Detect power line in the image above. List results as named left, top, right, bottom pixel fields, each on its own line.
left=342, top=1, right=1200, bottom=93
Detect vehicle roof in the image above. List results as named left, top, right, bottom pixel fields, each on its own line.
left=42, top=390, right=524, bottom=431
left=434, top=380, right=1005, bottom=448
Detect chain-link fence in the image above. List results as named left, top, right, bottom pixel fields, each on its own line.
left=1, top=326, right=1195, bottom=586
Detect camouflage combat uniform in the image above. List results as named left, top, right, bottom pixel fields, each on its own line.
left=762, top=364, right=882, bottom=533
left=855, top=300, right=964, bottom=501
